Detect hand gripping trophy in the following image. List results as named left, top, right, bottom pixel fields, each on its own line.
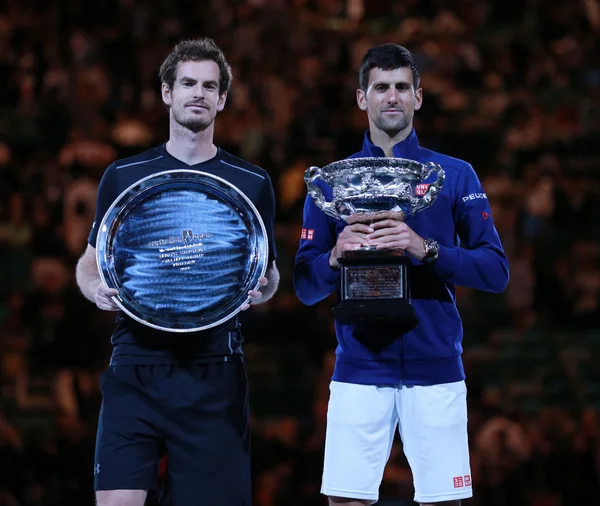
left=304, top=157, right=445, bottom=329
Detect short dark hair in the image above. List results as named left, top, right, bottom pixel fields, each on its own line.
left=159, top=38, right=233, bottom=94
left=359, top=44, right=420, bottom=91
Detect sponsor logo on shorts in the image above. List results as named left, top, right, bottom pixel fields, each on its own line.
left=301, top=228, right=314, bottom=240
left=415, top=184, right=430, bottom=196
left=453, top=475, right=471, bottom=488
left=94, top=463, right=100, bottom=475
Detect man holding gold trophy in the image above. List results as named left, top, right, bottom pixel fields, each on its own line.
left=295, top=44, right=509, bottom=506
left=76, top=39, right=279, bottom=506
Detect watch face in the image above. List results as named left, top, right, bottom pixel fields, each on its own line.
left=425, top=239, right=439, bottom=256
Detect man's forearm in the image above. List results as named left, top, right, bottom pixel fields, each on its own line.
left=432, top=244, right=509, bottom=293
left=75, top=255, right=102, bottom=303
left=257, top=262, right=280, bottom=304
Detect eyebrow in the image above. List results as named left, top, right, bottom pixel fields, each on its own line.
left=371, top=80, right=412, bottom=88
left=178, top=77, right=219, bottom=87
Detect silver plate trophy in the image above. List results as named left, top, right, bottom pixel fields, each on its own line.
left=305, top=157, right=445, bottom=328
left=96, top=170, right=268, bottom=333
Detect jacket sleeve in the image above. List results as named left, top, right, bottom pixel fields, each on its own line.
left=293, top=183, right=341, bottom=306
left=432, top=163, right=509, bottom=293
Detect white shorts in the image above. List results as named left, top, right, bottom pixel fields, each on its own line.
left=321, top=380, right=472, bottom=504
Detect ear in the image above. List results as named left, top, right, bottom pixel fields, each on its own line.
left=216, top=91, right=227, bottom=112
left=356, top=88, right=367, bottom=111
left=161, top=83, right=172, bottom=107
left=414, top=87, right=423, bottom=111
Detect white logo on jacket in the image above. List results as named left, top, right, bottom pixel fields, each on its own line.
left=462, top=193, right=487, bottom=202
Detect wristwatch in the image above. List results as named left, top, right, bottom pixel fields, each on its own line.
left=422, top=238, right=440, bottom=265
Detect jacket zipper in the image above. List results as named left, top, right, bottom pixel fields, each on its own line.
left=399, top=336, right=405, bottom=386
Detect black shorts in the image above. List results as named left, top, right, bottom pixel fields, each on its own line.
left=94, top=361, right=250, bottom=505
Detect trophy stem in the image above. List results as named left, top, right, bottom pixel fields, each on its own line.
left=342, top=247, right=404, bottom=260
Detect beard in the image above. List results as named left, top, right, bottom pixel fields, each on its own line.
left=172, top=105, right=213, bottom=133
left=373, top=110, right=412, bottom=136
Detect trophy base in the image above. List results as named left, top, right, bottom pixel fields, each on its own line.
left=334, top=248, right=417, bottom=331
left=333, top=298, right=418, bottom=330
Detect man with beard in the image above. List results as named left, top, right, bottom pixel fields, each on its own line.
left=76, top=38, right=279, bottom=506
left=294, top=44, right=509, bottom=506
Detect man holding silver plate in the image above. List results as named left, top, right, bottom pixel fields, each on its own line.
left=295, top=44, right=509, bottom=506
left=75, top=38, right=279, bottom=506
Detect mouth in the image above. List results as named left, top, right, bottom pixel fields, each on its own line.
left=383, top=109, right=403, bottom=114
left=186, top=103, right=209, bottom=110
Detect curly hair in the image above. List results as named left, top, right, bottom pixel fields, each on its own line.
left=159, top=38, right=233, bottom=94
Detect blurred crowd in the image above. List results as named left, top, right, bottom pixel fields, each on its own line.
left=1, top=0, right=600, bottom=505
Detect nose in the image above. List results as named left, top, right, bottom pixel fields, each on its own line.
left=192, top=84, right=204, bottom=99
left=386, top=88, right=400, bottom=104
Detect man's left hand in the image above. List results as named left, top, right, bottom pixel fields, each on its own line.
left=241, top=276, right=268, bottom=310
left=367, top=218, right=426, bottom=261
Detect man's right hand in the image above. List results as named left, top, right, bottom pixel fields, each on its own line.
left=95, top=282, right=120, bottom=311
left=329, top=223, right=374, bottom=269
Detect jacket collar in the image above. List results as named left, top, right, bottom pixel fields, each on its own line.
left=361, top=128, right=420, bottom=159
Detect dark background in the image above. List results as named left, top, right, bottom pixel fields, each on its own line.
left=1, top=1, right=599, bottom=505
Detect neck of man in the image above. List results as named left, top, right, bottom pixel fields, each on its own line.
left=166, top=120, right=218, bottom=166
left=369, top=123, right=412, bottom=158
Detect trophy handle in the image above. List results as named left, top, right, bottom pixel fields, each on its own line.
left=411, top=162, right=446, bottom=214
left=304, top=166, right=339, bottom=219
